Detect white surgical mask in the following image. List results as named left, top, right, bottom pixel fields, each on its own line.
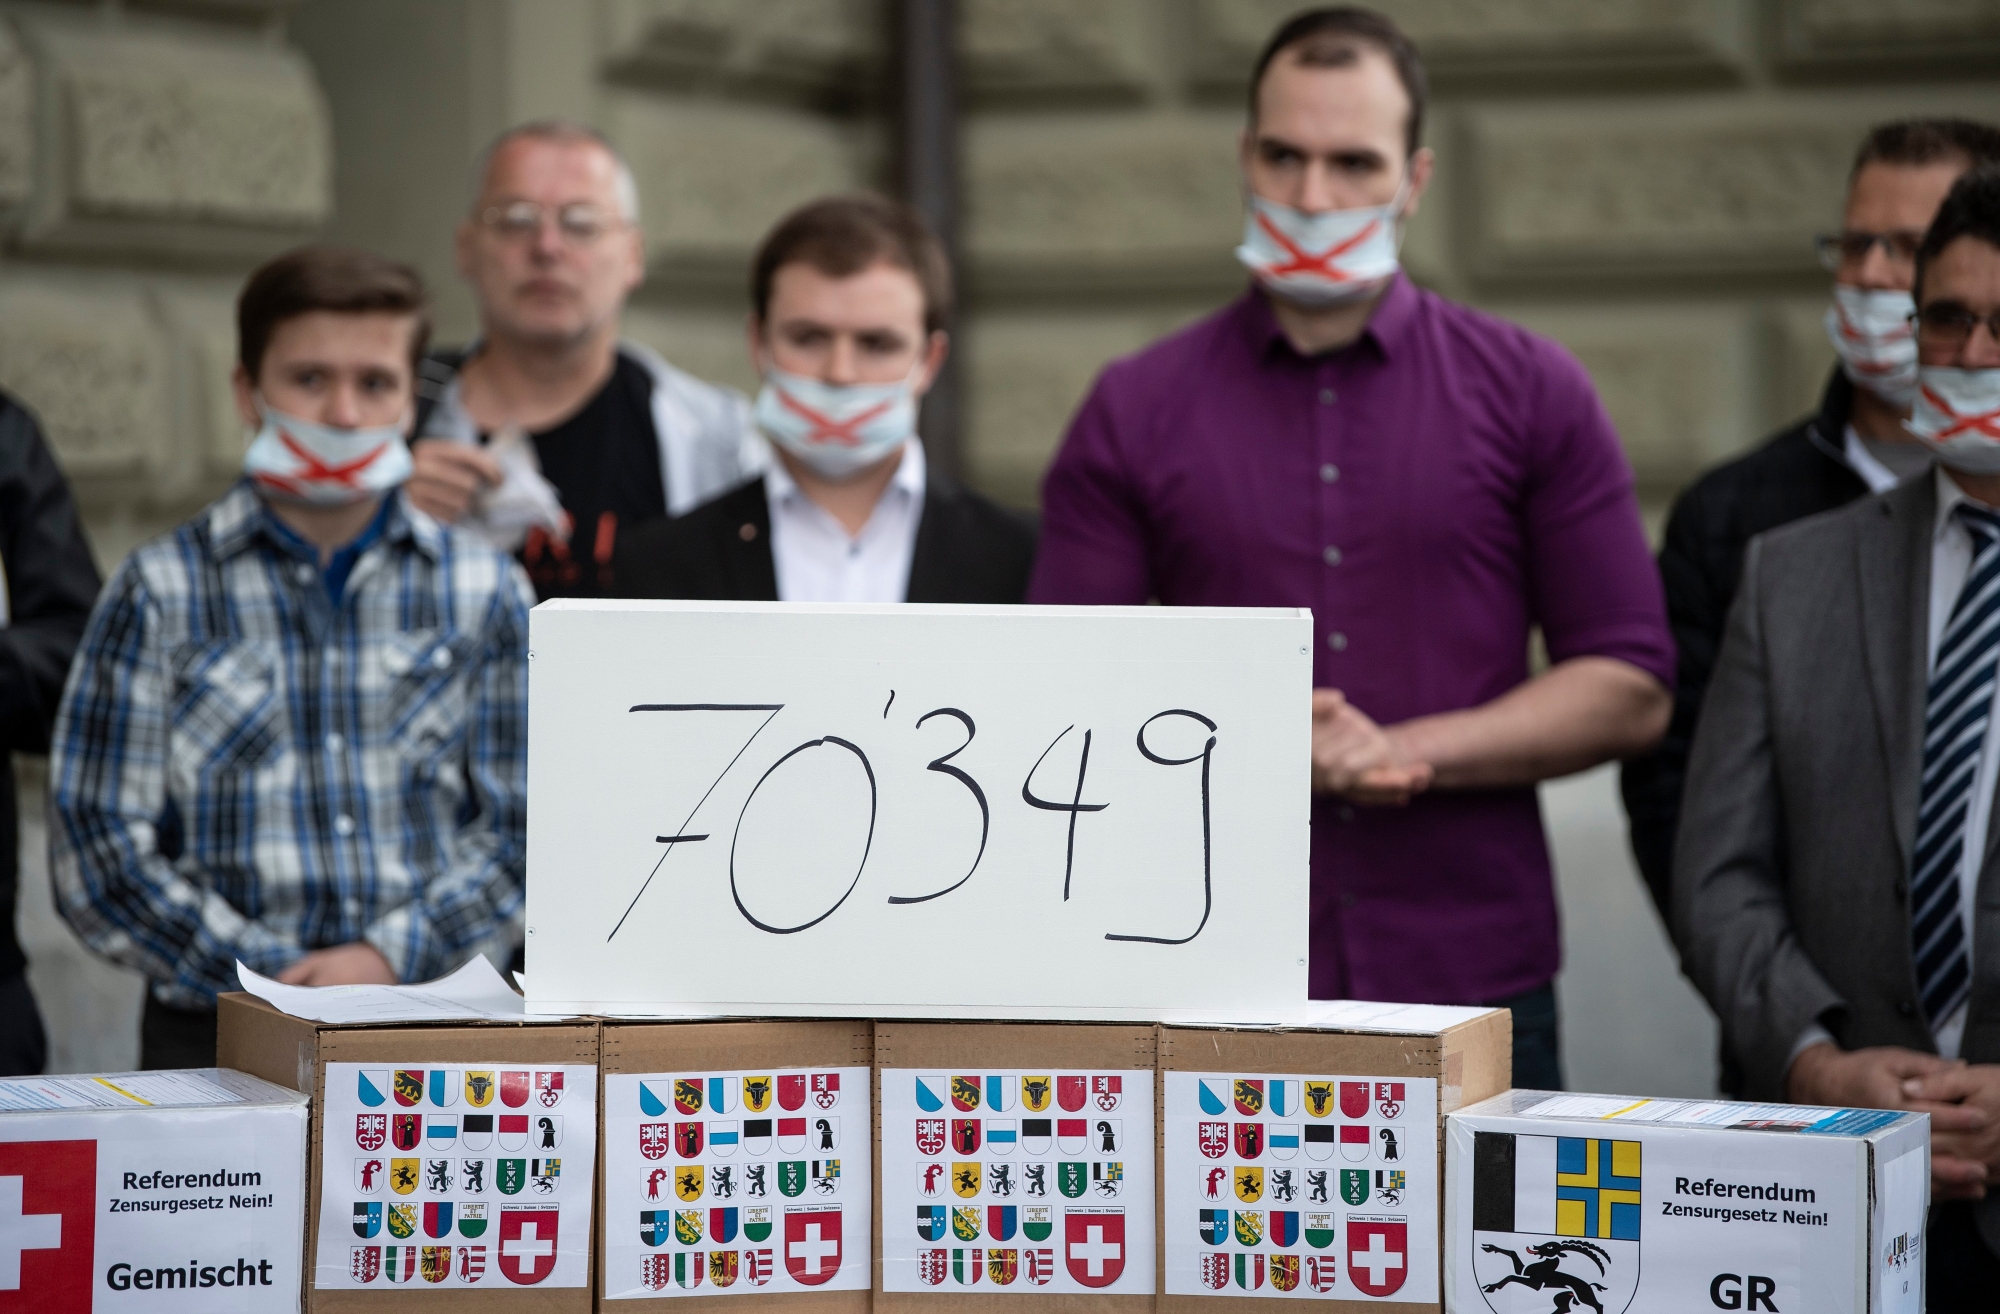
left=242, top=398, right=413, bottom=505
left=754, top=365, right=918, bottom=480
left=1825, top=285, right=1919, bottom=409
left=1235, top=178, right=1409, bottom=307
left=1907, top=367, right=2000, bottom=475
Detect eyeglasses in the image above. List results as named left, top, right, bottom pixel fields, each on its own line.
left=1914, top=303, right=2000, bottom=350
left=478, top=201, right=622, bottom=244
left=1815, top=230, right=1923, bottom=273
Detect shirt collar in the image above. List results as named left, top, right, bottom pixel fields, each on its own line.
left=1934, top=465, right=1995, bottom=540
left=1238, top=271, right=1418, bottom=364
left=211, top=481, right=437, bottom=563
left=766, top=437, right=927, bottom=526
left=1841, top=425, right=1903, bottom=495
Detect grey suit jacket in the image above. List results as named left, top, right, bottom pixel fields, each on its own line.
left=1677, top=473, right=2000, bottom=1208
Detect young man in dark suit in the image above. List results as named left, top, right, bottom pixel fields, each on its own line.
left=614, top=195, right=1034, bottom=604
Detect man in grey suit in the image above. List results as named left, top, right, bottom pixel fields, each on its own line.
left=1677, top=167, right=2000, bottom=1310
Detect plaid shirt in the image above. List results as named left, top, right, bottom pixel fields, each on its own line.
left=49, top=482, right=533, bottom=1007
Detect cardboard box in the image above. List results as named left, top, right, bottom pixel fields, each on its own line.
left=1445, top=1090, right=1929, bottom=1314
left=1157, top=1003, right=1511, bottom=1310
left=217, top=992, right=599, bottom=1312
left=874, top=1020, right=1159, bottom=1309
left=597, top=1018, right=874, bottom=1307
left=0, top=1067, right=307, bottom=1311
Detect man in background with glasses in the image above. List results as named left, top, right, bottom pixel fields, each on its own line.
left=1624, top=119, right=2000, bottom=933
left=406, top=122, right=753, bottom=598
left=1676, top=167, right=2000, bottom=1309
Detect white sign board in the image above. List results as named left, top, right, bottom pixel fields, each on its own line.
left=525, top=601, right=1311, bottom=1018
left=0, top=1068, right=307, bottom=1311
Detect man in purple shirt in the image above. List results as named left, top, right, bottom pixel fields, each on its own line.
left=1028, top=7, right=1673, bottom=1087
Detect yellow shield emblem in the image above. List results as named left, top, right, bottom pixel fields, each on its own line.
left=393, top=1071, right=424, bottom=1105
left=1021, top=1076, right=1053, bottom=1112
left=387, top=1203, right=416, bottom=1238
left=743, top=1075, right=774, bottom=1113
left=390, top=1159, right=420, bottom=1195
left=676, top=1165, right=704, bottom=1202
left=1304, top=1081, right=1335, bottom=1118
left=464, top=1071, right=495, bottom=1108
left=1235, top=1166, right=1264, bottom=1203
left=952, top=1161, right=982, bottom=1198
left=1234, top=1080, right=1265, bottom=1116
left=951, top=1076, right=981, bottom=1111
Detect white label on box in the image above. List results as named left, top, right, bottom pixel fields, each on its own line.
left=601, top=1067, right=874, bottom=1298
left=313, top=1062, right=597, bottom=1290
left=1163, top=1072, right=1438, bottom=1301
left=880, top=1069, right=1156, bottom=1294
left=0, top=1099, right=307, bottom=1311
left=1454, top=1120, right=1874, bottom=1313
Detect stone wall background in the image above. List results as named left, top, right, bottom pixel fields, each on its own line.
left=4, top=0, right=1997, bottom=1087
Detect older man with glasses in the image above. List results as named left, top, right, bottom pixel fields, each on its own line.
left=406, top=121, right=753, bottom=598
left=1623, top=119, right=2000, bottom=936
left=1676, top=165, right=2000, bottom=1312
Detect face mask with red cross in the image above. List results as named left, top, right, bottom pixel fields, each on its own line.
left=753, top=365, right=918, bottom=480
left=1235, top=176, right=1409, bottom=309
left=1908, top=367, right=2000, bottom=476
left=243, top=398, right=414, bottom=505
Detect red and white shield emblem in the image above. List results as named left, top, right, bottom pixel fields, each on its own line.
left=391, top=1114, right=421, bottom=1151
left=1375, top=1081, right=1405, bottom=1119
left=641, top=1253, right=671, bottom=1290
left=497, top=1205, right=560, bottom=1285
left=746, top=1249, right=773, bottom=1286
left=1198, top=1121, right=1229, bottom=1159
left=357, top=1114, right=387, bottom=1151
left=1091, top=1075, right=1122, bottom=1111
left=639, top=1124, right=670, bottom=1161
left=1063, top=1208, right=1124, bottom=1288
left=777, top=1074, right=807, bottom=1111
left=1026, top=1248, right=1054, bottom=1286
left=351, top=1246, right=381, bottom=1283
left=1348, top=1219, right=1407, bottom=1297
left=916, top=1119, right=946, bottom=1156
left=1199, top=1253, right=1229, bottom=1289
left=499, top=1071, right=530, bottom=1108
left=1308, top=1253, right=1338, bottom=1292
left=918, top=1248, right=947, bottom=1286
left=1056, top=1076, right=1086, bottom=1111
left=784, top=1205, right=842, bottom=1285
left=1338, top=1081, right=1369, bottom=1119
left=535, top=1071, right=564, bottom=1108
left=812, top=1072, right=839, bottom=1109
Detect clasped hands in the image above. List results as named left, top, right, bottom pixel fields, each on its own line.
left=277, top=942, right=398, bottom=987
left=1790, top=1043, right=2000, bottom=1200
left=1311, top=689, right=1433, bottom=805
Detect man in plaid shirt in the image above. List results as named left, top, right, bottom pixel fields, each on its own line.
left=49, top=247, right=534, bottom=1068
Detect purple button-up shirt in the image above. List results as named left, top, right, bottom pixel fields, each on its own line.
left=1028, top=277, right=1673, bottom=1005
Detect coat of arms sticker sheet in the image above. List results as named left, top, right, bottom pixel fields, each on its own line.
left=881, top=1069, right=1156, bottom=1294
left=316, top=1061, right=599, bottom=1289
left=603, top=1066, right=873, bottom=1297
left=1163, top=1071, right=1437, bottom=1301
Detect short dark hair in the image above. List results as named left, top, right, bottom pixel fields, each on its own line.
left=1915, top=167, right=2000, bottom=302
left=1853, top=117, right=2000, bottom=180
left=236, top=246, right=430, bottom=381
left=1248, top=7, right=1427, bottom=157
left=752, top=194, right=953, bottom=335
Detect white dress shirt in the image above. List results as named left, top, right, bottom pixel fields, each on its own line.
left=764, top=438, right=926, bottom=604
left=1842, top=424, right=1905, bottom=494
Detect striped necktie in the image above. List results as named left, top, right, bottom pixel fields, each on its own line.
left=1912, top=502, right=2000, bottom=1030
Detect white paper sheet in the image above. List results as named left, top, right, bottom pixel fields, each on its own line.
left=236, top=956, right=548, bottom=1025
left=0, top=1070, right=247, bottom=1112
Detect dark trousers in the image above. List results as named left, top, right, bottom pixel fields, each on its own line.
left=1490, top=982, right=1564, bottom=1092
left=1929, top=1201, right=2000, bottom=1313
left=0, top=971, right=47, bottom=1076
left=140, top=993, right=217, bottom=1070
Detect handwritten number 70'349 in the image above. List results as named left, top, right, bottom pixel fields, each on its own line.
left=606, top=701, right=1218, bottom=945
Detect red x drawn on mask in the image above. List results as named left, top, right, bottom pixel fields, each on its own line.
left=777, top=388, right=895, bottom=447
left=1255, top=210, right=1381, bottom=282
left=254, top=428, right=389, bottom=496
left=1924, top=385, right=2000, bottom=442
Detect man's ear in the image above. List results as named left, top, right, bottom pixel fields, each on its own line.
left=1400, top=147, right=1437, bottom=222
left=911, top=330, right=951, bottom=398
left=230, top=363, right=261, bottom=432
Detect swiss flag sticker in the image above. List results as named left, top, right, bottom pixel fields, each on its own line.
left=0, top=1139, right=95, bottom=1310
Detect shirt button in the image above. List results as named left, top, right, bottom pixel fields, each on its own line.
left=325, top=733, right=345, bottom=754
left=295, top=564, right=314, bottom=584
left=1322, top=546, right=1342, bottom=566
left=1319, top=464, right=1339, bottom=483
left=431, top=646, right=453, bottom=670
left=1338, top=806, right=1355, bottom=823
left=1319, top=388, right=1337, bottom=405
left=1340, top=891, right=1357, bottom=907
left=334, top=814, right=356, bottom=837
left=1327, top=632, right=1348, bottom=651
